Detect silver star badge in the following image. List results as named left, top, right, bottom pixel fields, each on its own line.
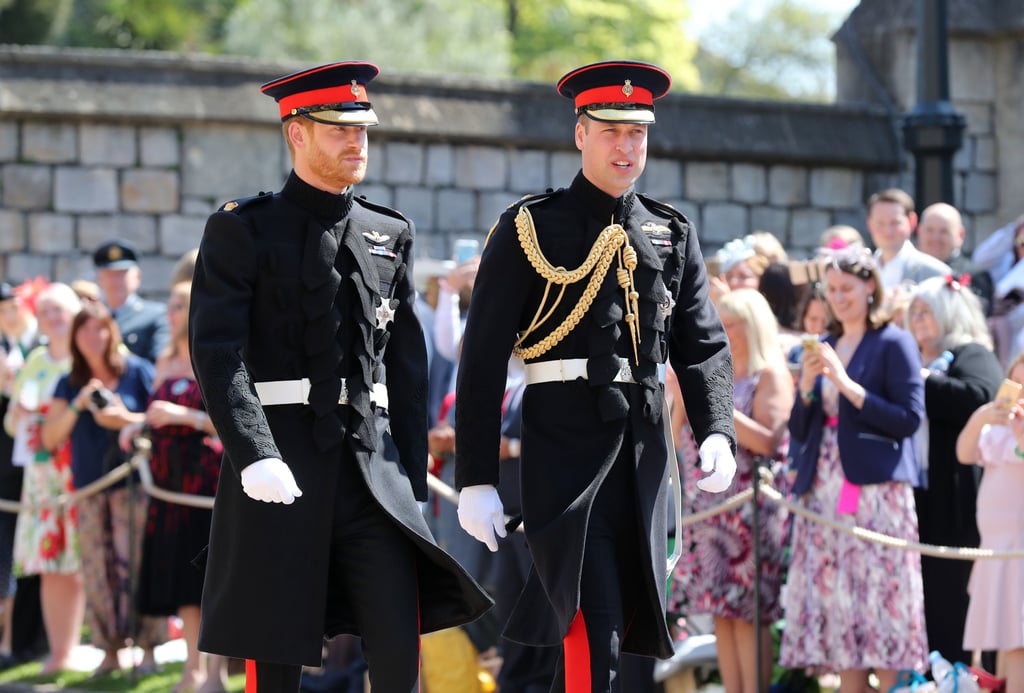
left=375, top=299, right=396, bottom=330
left=660, top=293, right=676, bottom=318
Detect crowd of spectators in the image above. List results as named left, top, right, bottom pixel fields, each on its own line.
left=0, top=240, right=222, bottom=692
left=0, top=186, right=1022, bottom=691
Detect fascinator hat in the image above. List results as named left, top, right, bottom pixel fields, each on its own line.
left=715, top=236, right=758, bottom=273
left=816, top=242, right=877, bottom=281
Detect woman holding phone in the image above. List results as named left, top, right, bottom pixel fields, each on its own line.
left=782, top=245, right=928, bottom=691
left=42, top=303, right=163, bottom=676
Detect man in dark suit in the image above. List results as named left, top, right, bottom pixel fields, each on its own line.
left=454, top=61, right=737, bottom=689
left=189, top=61, right=491, bottom=693
left=916, top=202, right=995, bottom=315
left=93, top=239, right=169, bottom=363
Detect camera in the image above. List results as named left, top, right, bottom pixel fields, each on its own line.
left=90, top=387, right=114, bottom=410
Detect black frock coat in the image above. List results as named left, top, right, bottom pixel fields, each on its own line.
left=916, top=342, right=1002, bottom=663
left=454, top=172, right=735, bottom=659
left=189, top=172, right=492, bottom=667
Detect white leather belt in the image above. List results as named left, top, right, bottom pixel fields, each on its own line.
left=254, top=378, right=389, bottom=410
left=523, top=357, right=665, bottom=385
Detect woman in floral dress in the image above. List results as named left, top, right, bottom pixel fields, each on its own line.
left=783, top=246, right=927, bottom=691
left=121, top=281, right=225, bottom=693
left=4, top=283, right=84, bottom=674
left=671, top=288, right=792, bottom=693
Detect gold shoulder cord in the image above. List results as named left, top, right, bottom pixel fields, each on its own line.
left=512, top=205, right=641, bottom=363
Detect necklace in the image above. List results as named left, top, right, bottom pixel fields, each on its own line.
left=836, top=334, right=863, bottom=360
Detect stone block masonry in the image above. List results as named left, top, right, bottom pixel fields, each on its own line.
left=0, top=45, right=914, bottom=295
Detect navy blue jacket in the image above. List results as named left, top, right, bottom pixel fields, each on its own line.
left=789, top=323, right=923, bottom=496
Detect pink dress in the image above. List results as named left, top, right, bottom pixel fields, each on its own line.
left=962, top=423, right=1024, bottom=650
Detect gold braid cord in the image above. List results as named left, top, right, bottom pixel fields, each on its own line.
left=512, top=205, right=641, bottom=362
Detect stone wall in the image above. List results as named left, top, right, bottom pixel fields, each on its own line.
left=834, top=0, right=1024, bottom=247
left=0, top=45, right=908, bottom=296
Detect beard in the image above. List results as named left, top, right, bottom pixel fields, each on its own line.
left=306, top=132, right=367, bottom=191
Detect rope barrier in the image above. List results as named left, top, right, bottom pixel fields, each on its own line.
left=129, top=438, right=215, bottom=510
left=0, top=456, right=135, bottom=514
left=7, top=443, right=1024, bottom=561
left=754, top=475, right=1024, bottom=561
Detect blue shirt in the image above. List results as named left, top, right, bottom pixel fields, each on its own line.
left=54, top=355, right=154, bottom=488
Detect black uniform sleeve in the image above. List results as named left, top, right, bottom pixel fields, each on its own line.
left=666, top=219, right=736, bottom=451
left=454, top=208, right=534, bottom=490
left=383, top=235, right=431, bottom=501
left=190, top=210, right=281, bottom=476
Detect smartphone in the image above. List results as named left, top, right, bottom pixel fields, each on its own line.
left=453, top=238, right=479, bottom=265
left=801, top=334, right=819, bottom=353
left=995, top=378, right=1022, bottom=407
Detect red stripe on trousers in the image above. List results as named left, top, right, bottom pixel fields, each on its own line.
left=564, top=609, right=592, bottom=693
left=245, top=659, right=257, bottom=693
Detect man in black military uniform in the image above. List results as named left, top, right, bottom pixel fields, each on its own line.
left=189, top=61, right=492, bottom=693
left=93, top=239, right=169, bottom=363
left=454, top=61, right=738, bottom=691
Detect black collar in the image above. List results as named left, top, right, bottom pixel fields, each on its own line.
left=281, top=171, right=354, bottom=226
left=568, top=171, right=636, bottom=224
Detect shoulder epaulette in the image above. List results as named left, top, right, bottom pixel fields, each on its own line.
left=636, top=193, right=687, bottom=222
left=219, top=191, right=273, bottom=213
left=514, top=188, right=563, bottom=211
left=355, top=195, right=410, bottom=224
left=484, top=189, right=564, bottom=247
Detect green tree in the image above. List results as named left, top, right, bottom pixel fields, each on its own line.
left=695, top=0, right=843, bottom=101
left=62, top=0, right=237, bottom=50
left=0, top=0, right=236, bottom=50
left=508, top=0, right=700, bottom=90
left=0, top=0, right=72, bottom=44
left=221, top=0, right=512, bottom=78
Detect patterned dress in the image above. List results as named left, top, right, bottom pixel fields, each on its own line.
left=670, top=373, right=791, bottom=623
left=779, top=384, right=928, bottom=673
left=136, top=377, right=221, bottom=615
left=9, top=347, right=79, bottom=576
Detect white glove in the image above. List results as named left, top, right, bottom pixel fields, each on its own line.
left=457, top=484, right=506, bottom=552
left=696, top=433, right=736, bottom=493
left=240, top=458, right=303, bottom=504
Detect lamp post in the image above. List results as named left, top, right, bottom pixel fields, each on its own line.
left=900, top=0, right=965, bottom=208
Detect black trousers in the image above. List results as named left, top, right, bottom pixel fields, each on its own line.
left=550, top=454, right=645, bottom=693
left=248, top=453, right=421, bottom=693
left=494, top=531, right=558, bottom=693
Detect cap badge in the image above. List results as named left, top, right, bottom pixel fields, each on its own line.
left=224, top=201, right=239, bottom=211
left=108, top=246, right=123, bottom=261
left=350, top=80, right=360, bottom=97
left=362, top=230, right=390, bottom=244
left=622, top=79, right=634, bottom=97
